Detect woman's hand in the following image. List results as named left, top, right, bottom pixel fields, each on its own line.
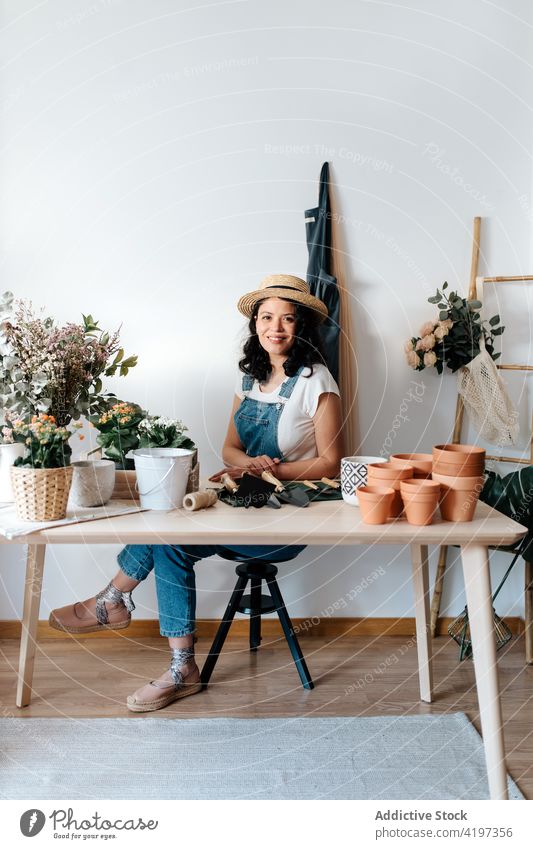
left=246, top=455, right=280, bottom=475
left=209, top=455, right=280, bottom=482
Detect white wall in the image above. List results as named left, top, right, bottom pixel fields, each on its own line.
left=1, top=0, right=532, bottom=625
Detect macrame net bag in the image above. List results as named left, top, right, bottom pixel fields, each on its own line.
left=458, top=336, right=519, bottom=446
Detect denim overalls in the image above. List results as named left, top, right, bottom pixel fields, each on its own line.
left=117, top=372, right=306, bottom=636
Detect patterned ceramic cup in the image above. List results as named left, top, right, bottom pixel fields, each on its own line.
left=341, top=456, right=385, bottom=506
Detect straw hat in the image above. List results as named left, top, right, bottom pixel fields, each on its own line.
left=237, top=274, right=328, bottom=323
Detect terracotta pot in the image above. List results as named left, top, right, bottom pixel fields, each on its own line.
left=432, top=471, right=484, bottom=522
left=432, top=459, right=485, bottom=478
left=390, top=453, right=433, bottom=478
left=367, top=464, right=413, bottom=517
left=357, top=485, right=395, bottom=525
left=403, top=493, right=439, bottom=526
left=400, top=478, right=440, bottom=496
left=433, top=444, right=485, bottom=465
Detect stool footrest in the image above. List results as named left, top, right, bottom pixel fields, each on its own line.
left=239, top=594, right=276, bottom=615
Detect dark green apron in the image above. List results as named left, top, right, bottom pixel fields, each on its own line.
left=305, top=161, right=341, bottom=382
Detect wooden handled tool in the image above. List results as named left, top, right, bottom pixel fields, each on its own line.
left=260, top=470, right=284, bottom=492
left=220, top=473, right=239, bottom=494
left=260, top=471, right=310, bottom=507
left=321, top=477, right=340, bottom=489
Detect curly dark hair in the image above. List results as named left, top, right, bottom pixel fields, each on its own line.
left=238, top=299, right=326, bottom=383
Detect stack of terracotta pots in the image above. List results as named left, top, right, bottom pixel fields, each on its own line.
left=431, top=444, right=485, bottom=522
left=399, top=478, right=441, bottom=526
left=367, top=462, right=414, bottom=518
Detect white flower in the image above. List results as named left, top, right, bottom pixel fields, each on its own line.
left=424, top=351, right=437, bottom=367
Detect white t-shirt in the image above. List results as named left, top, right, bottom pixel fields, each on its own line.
left=234, top=363, right=340, bottom=461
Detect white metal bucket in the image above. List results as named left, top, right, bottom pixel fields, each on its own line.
left=133, top=447, right=194, bottom=511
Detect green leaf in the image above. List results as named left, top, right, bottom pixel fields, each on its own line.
left=94, top=378, right=103, bottom=394
left=428, top=296, right=440, bottom=304
left=489, top=315, right=500, bottom=326
left=492, top=326, right=504, bottom=335
left=121, top=356, right=138, bottom=368
left=442, top=281, right=448, bottom=289
left=439, top=311, right=448, bottom=320
left=468, top=300, right=482, bottom=309
left=113, top=348, right=124, bottom=364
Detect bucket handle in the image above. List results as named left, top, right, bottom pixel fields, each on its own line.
left=135, top=459, right=180, bottom=498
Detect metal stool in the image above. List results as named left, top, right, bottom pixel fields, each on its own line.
left=200, top=548, right=314, bottom=690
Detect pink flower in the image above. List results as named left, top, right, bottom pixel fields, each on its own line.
left=434, top=322, right=449, bottom=340
left=404, top=339, right=415, bottom=353
left=406, top=349, right=420, bottom=368
left=423, top=351, right=437, bottom=367
left=418, top=333, right=436, bottom=351
left=420, top=320, right=437, bottom=337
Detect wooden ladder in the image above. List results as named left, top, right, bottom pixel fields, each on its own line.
left=429, top=217, right=533, bottom=662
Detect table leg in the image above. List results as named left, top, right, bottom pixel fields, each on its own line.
left=461, top=543, right=508, bottom=800
left=16, top=545, right=46, bottom=708
left=410, top=544, right=433, bottom=703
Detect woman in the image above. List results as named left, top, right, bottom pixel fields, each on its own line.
left=50, top=274, right=344, bottom=712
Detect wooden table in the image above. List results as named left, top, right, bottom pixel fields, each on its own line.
left=2, top=499, right=527, bottom=800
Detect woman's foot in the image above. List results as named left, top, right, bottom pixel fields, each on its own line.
left=48, top=581, right=135, bottom=634
left=127, top=647, right=201, bottom=713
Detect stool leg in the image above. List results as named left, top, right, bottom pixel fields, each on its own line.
left=265, top=574, right=314, bottom=690
left=201, top=575, right=248, bottom=687
left=249, top=575, right=262, bottom=651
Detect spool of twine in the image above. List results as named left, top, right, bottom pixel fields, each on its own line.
left=182, top=489, right=218, bottom=512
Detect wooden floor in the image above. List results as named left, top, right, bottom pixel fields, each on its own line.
left=1, top=633, right=532, bottom=799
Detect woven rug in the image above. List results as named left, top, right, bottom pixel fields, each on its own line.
left=0, top=713, right=523, bottom=800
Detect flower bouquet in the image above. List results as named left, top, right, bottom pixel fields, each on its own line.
left=0, top=291, right=137, bottom=427
left=405, top=284, right=518, bottom=445
left=7, top=414, right=80, bottom=520
left=404, top=283, right=503, bottom=374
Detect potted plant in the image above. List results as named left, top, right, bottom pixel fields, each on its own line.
left=0, top=291, right=138, bottom=426
left=138, top=415, right=198, bottom=492
left=0, top=420, right=25, bottom=501
left=89, top=401, right=145, bottom=470
left=7, top=414, right=80, bottom=521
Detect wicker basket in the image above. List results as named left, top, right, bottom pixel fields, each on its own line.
left=11, top=465, right=74, bottom=521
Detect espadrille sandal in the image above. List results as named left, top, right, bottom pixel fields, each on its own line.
left=126, top=647, right=202, bottom=713
left=48, top=581, right=135, bottom=634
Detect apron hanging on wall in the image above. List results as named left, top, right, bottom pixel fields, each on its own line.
left=305, top=161, right=341, bottom=382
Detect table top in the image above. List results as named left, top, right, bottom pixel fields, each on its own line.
left=0, top=498, right=527, bottom=547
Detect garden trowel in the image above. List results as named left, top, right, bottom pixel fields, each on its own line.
left=261, top=471, right=310, bottom=507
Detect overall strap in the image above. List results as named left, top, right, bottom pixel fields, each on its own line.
left=278, top=366, right=305, bottom=401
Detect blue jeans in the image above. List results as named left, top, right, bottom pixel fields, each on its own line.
left=117, top=544, right=305, bottom=637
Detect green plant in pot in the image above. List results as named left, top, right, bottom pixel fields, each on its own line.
left=7, top=414, right=79, bottom=521
left=138, top=415, right=195, bottom=451
left=138, top=415, right=198, bottom=493
left=90, top=401, right=145, bottom=469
